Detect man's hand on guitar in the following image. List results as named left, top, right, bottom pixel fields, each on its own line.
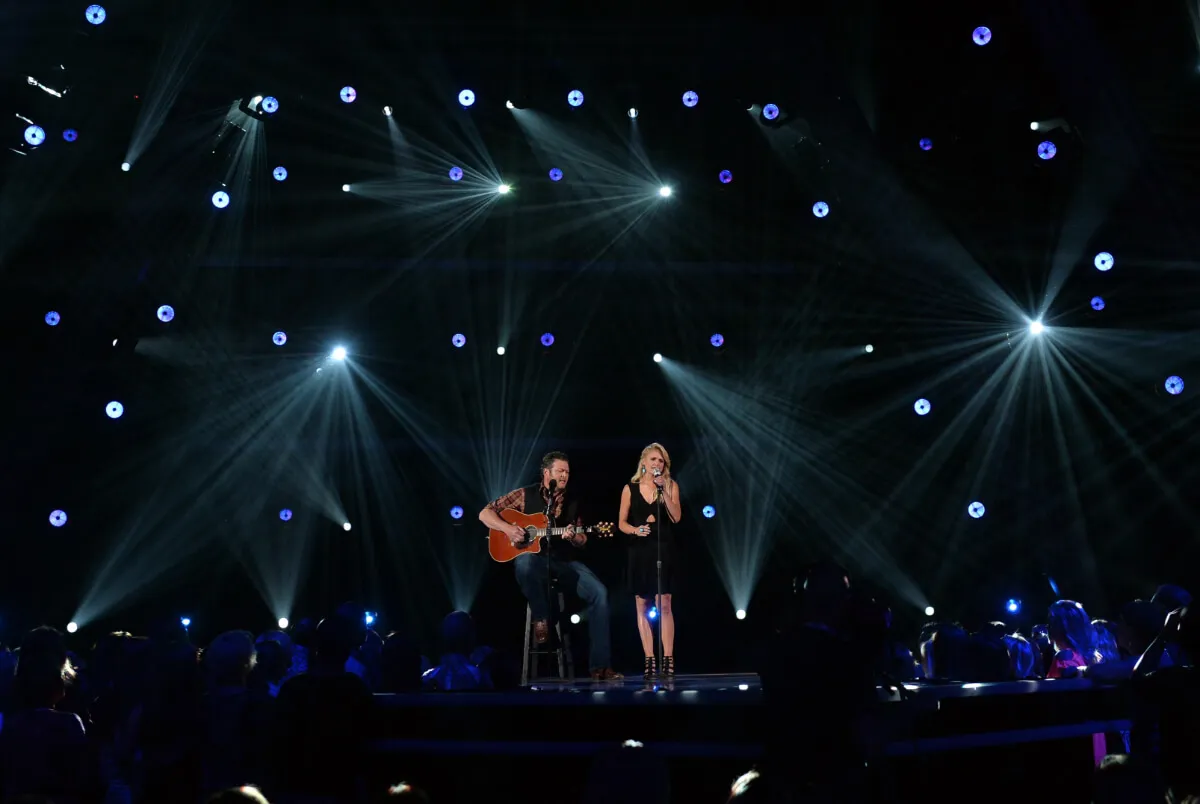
left=507, top=524, right=528, bottom=546
left=565, top=525, right=586, bottom=547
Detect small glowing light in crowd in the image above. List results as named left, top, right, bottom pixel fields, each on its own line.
left=812, top=201, right=829, bottom=218
left=67, top=621, right=79, bottom=633
left=212, top=191, right=230, bottom=208
left=279, top=509, right=292, bottom=521
left=278, top=618, right=289, bottom=629
left=450, top=506, right=464, bottom=520
left=1030, top=122, right=1040, bottom=130
left=567, top=89, right=584, bottom=107
left=63, top=129, right=78, bottom=142
left=1094, top=251, right=1114, bottom=271
left=1006, top=598, right=1022, bottom=614
left=1165, top=375, right=1185, bottom=395
left=496, top=346, right=506, bottom=355
left=627, top=107, right=638, bottom=119
left=45, top=311, right=61, bottom=327
left=658, top=186, right=672, bottom=197
left=121, top=162, right=130, bottom=172
left=85, top=4, right=106, bottom=24
left=919, top=138, right=932, bottom=151
left=452, top=333, right=466, bottom=348
left=762, top=103, right=779, bottom=120
left=540, top=333, right=555, bottom=347
left=973, top=26, right=992, bottom=45
left=864, top=344, right=874, bottom=353
left=653, top=353, right=663, bottom=363
left=1029, top=320, right=1045, bottom=335
left=1090, top=296, right=1105, bottom=311
left=343, top=522, right=352, bottom=532
left=968, top=501, right=987, bottom=519
left=49, top=510, right=68, bottom=528
left=1037, top=141, right=1056, bottom=160
left=340, top=86, right=356, bottom=103
left=383, top=106, right=393, bottom=116
left=682, top=90, right=699, bottom=107
left=273, top=331, right=287, bottom=346
left=261, top=96, right=279, bottom=114
left=341, top=184, right=350, bottom=192
left=710, top=333, right=724, bottom=348
left=180, top=617, right=192, bottom=628
left=497, top=183, right=511, bottom=194
left=448, top=166, right=463, bottom=182
left=331, top=346, right=347, bottom=360
left=702, top=505, right=716, bottom=519
left=924, top=606, right=936, bottom=616
left=458, top=89, right=475, bottom=107
left=570, top=614, right=581, bottom=624
left=549, top=168, right=563, bottom=182
left=913, top=398, right=932, bottom=416
left=273, top=166, right=288, bottom=181
left=24, top=125, right=46, bottom=146
left=648, top=607, right=658, bottom=620
left=364, top=611, right=376, bottom=626
left=105, top=401, right=124, bottom=419
left=156, top=305, right=174, bottom=323
left=718, top=170, right=733, bottom=184
left=735, top=609, right=747, bottom=620
left=505, top=100, right=514, bottom=109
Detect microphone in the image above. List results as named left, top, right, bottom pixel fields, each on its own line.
left=652, top=467, right=664, bottom=493
left=548, top=478, right=558, bottom=491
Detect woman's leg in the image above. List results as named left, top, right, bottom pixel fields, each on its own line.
left=657, top=594, right=674, bottom=656
left=634, top=596, right=655, bottom=656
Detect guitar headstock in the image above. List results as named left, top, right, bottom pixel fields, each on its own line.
left=590, top=522, right=614, bottom=537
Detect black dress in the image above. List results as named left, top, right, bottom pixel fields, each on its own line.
left=626, top=481, right=675, bottom=597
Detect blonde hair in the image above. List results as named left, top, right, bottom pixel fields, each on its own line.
left=630, top=442, right=672, bottom=483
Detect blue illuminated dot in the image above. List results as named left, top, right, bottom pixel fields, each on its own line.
left=106, top=401, right=124, bottom=419
left=261, top=96, right=279, bottom=114
left=365, top=612, right=376, bottom=626
left=682, top=90, right=699, bottom=108
left=914, top=398, right=931, bottom=416
left=812, top=201, right=829, bottom=218
left=1090, top=296, right=1105, bottom=311
left=1006, top=598, right=1021, bottom=614
left=718, top=170, right=733, bottom=184
left=272, top=331, right=287, bottom=346
left=279, top=508, right=293, bottom=521
left=1037, top=141, right=1057, bottom=160
left=702, top=505, right=716, bottom=519
left=448, top=166, right=463, bottom=182
left=452, top=333, right=467, bottom=348
left=49, top=509, right=68, bottom=528
left=45, top=311, right=61, bottom=327
left=1094, top=252, right=1113, bottom=271
left=85, top=4, right=106, bottom=24
left=549, top=168, right=563, bottom=182
left=567, top=89, right=584, bottom=107
left=919, top=138, right=932, bottom=151
left=648, top=607, right=658, bottom=620
left=212, top=190, right=230, bottom=209
left=273, top=166, right=288, bottom=181
left=63, top=129, right=78, bottom=143
left=968, top=501, right=986, bottom=519
left=458, top=89, right=475, bottom=107
left=973, top=26, right=992, bottom=45
left=24, top=125, right=45, bottom=146
left=340, top=86, right=357, bottom=103
left=710, top=333, right=724, bottom=348
left=450, top=506, right=464, bottom=520
left=156, top=305, right=174, bottom=323
left=1165, top=375, right=1185, bottom=395
left=762, top=103, right=780, bottom=121
left=180, top=617, right=191, bottom=628
left=540, top=332, right=555, bottom=347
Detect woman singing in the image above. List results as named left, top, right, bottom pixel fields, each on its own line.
left=618, top=443, right=683, bottom=680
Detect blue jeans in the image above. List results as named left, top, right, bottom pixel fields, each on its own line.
left=514, top=551, right=612, bottom=669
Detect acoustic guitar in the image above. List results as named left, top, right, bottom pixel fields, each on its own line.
left=487, top=508, right=613, bottom=563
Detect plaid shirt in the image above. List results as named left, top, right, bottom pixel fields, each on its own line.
left=487, top=484, right=565, bottom=519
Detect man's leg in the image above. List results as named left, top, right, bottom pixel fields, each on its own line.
left=514, top=552, right=551, bottom=642
left=558, top=560, right=613, bottom=672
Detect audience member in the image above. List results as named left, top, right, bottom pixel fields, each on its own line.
left=580, top=740, right=670, bottom=804
left=1047, top=600, right=1099, bottom=677
left=1093, top=619, right=1120, bottom=663
left=380, top=632, right=422, bottom=693
left=1091, top=754, right=1164, bottom=804
left=201, top=631, right=268, bottom=796
left=1002, top=633, right=1037, bottom=680
left=1133, top=606, right=1200, bottom=801
left=422, top=611, right=488, bottom=691
left=1087, top=600, right=1165, bottom=683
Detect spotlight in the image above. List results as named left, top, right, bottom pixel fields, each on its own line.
left=272, top=331, right=287, bottom=346
left=66, top=621, right=79, bottom=633
left=383, top=105, right=393, bottom=116
left=331, top=346, right=347, bottom=360
left=45, top=311, right=61, bottom=327
left=1094, top=252, right=1114, bottom=271
left=1030, top=122, right=1040, bottom=131
left=85, top=4, right=106, bottom=24
left=505, top=100, right=514, bottom=110
left=735, top=609, right=747, bottom=620
left=458, top=89, right=475, bottom=107
left=648, top=607, right=658, bottom=620
left=567, top=89, right=584, bottom=107
left=448, top=166, right=463, bottom=182
left=180, top=617, right=191, bottom=628
left=212, top=191, right=230, bottom=209
left=919, top=138, right=932, bottom=151
left=718, top=170, right=732, bottom=184
left=364, top=611, right=376, bottom=626
left=570, top=613, right=581, bottom=624
left=1037, top=141, right=1056, bottom=160
left=343, top=522, right=352, bottom=532
left=497, top=183, right=511, bottom=194
left=762, top=103, right=779, bottom=121
left=279, top=509, right=292, bottom=521
left=121, top=162, right=130, bottom=172
left=812, top=201, right=829, bottom=218
left=156, top=305, right=174, bottom=323
left=278, top=617, right=289, bottom=629
left=496, top=346, right=506, bottom=355
left=658, top=186, right=672, bottom=197
left=340, top=86, right=357, bottom=103
left=913, top=398, right=931, bottom=416
left=450, top=506, right=464, bottom=520
left=273, top=166, right=288, bottom=181
left=549, top=168, right=563, bottom=182
left=968, top=501, right=986, bottom=519
left=1029, top=320, right=1045, bottom=335
left=49, top=509, right=68, bottom=528
left=710, top=333, right=724, bottom=348
left=973, top=26, right=992, bottom=45
left=864, top=344, right=874, bottom=353
left=1006, top=598, right=1022, bottom=614
left=540, top=333, right=555, bottom=347
left=63, top=129, right=78, bottom=142
left=1165, top=375, right=1185, bottom=395
left=261, top=96, right=279, bottom=114
left=452, top=333, right=466, bottom=348
left=341, top=184, right=350, bottom=192
left=702, top=505, right=716, bottom=519
left=1090, top=296, right=1105, bottom=311
left=682, top=90, right=699, bottom=107
left=652, top=353, right=663, bottom=363
left=24, top=125, right=46, bottom=146
left=627, top=107, right=638, bottom=119
left=924, top=606, right=936, bottom=617
left=105, top=401, right=124, bottom=419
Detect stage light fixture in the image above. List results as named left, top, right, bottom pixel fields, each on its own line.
left=45, top=311, right=61, bottom=326
left=85, top=4, right=106, bottom=24
left=710, top=333, right=724, bottom=348
left=913, top=398, right=931, bottom=416
left=968, top=501, right=986, bottom=519
left=1165, top=375, right=1185, bottom=395
left=497, top=183, right=511, bottom=194
left=1090, top=296, right=1105, bottom=311
left=448, top=166, right=463, bottom=182
left=278, top=618, right=289, bottom=629
left=864, top=344, right=874, bottom=353
left=570, top=614, right=581, bottom=624
left=658, top=186, right=672, bottom=197
left=364, top=611, right=376, bottom=626
left=261, top=96, right=279, bottom=114
left=341, top=184, right=350, bottom=192
left=1037, top=141, right=1056, bottom=160
left=718, top=170, right=732, bottom=184
left=682, top=90, right=699, bottom=107
left=540, top=333, right=555, bottom=347
left=762, top=104, right=779, bottom=120
left=24, top=125, right=45, bottom=146
left=702, top=505, right=716, bottom=519
left=331, top=346, right=347, bottom=360
left=505, top=100, right=514, bottom=109
left=156, top=305, right=174, bottom=323
left=180, top=617, right=191, bottom=628
left=648, top=607, right=658, bottom=620
left=340, top=86, right=356, bottom=103
left=343, top=522, right=352, bottom=532
left=63, top=129, right=78, bottom=142
left=121, top=162, right=130, bottom=171
left=1006, top=598, right=1022, bottom=614
left=567, top=89, right=584, bottom=107
left=919, top=138, right=932, bottom=151
left=383, top=105, right=393, bottom=116
left=279, top=509, right=292, bottom=521
left=273, top=331, right=287, bottom=346
left=212, top=191, right=230, bottom=208
left=735, top=609, right=747, bottom=620
left=812, top=201, right=829, bottom=218
left=1094, top=252, right=1113, bottom=271
left=458, top=89, right=475, bottom=107
left=973, top=26, right=992, bottom=45
left=496, top=346, right=505, bottom=355
left=627, top=107, right=638, bottom=119
left=653, top=353, right=663, bottom=363
left=1029, top=320, right=1045, bottom=335
left=105, top=401, right=124, bottom=419
left=924, top=606, right=936, bottom=616
left=450, top=506, right=464, bottom=520
left=452, top=333, right=466, bottom=348
left=67, top=621, right=79, bottom=633
left=549, top=168, right=563, bottom=182
left=49, top=510, right=68, bottom=528
left=273, top=166, right=288, bottom=181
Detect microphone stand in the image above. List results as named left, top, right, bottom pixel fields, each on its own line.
left=654, top=476, right=664, bottom=675
left=544, top=482, right=556, bottom=647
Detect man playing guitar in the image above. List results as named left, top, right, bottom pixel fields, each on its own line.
left=478, top=451, right=623, bottom=680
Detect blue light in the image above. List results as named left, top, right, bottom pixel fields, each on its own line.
left=212, top=191, right=230, bottom=209
left=1090, top=296, right=1105, bottom=311
left=45, top=311, right=61, bottom=327
left=718, top=169, right=732, bottom=184
left=261, top=96, right=279, bottom=114
left=450, top=506, right=464, bottom=520
left=648, top=607, right=658, bottom=620
left=365, top=611, right=377, bottom=626
left=63, top=129, right=78, bottom=143
left=702, top=505, right=716, bottom=519
left=1006, top=598, right=1022, bottom=614
left=682, top=90, right=699, bottom=108
left=24, top=125, right=45, bottom=146
left=272, top=331, right=287, bottom=346
left=968, top=501, right=986, bottom=519
left=549, top=168, right=563, bottom=182
left=973, top=26, right=992, bottom=45
left=458, top=89, right=475, bottom=107
left=273, top=166, right=288, bottom=181
left=1165, top=375, right=1185, bottom=395
left=762, top=103, right=779, bottom=121
left=452, top=333, right=466, bottom=348
left=1094, top=252, right=1113, bottom=272
left=812, top=201, right=829, bottom=218
left=914, top=398, right=931, bottom=416
left=279, top=509, right=293, bottom=521
left=919, top=138, right=932, bottom=151
left=85, top=4, right=106, bottom=24
left=1048, top=576, right=1060, bottom=596
left=1037, top=141, right=1057, bottom=160
left=710, top=333, right=724, bottom=348
left=540, top=332, right=555, bottom=347
left=49, top=510, right=68, bottom=528
left=567, top=89, right=584, bottom=107
left=180, top=617, right=191, bottom=628
left=340, top=86, right=357, bottom=103
left=105, top=401, right=124, bottom=419
left=156, top=305, right=174, bottom=323
left=448, top=166, right=463, bottom=182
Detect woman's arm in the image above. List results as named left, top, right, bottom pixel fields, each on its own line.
left=618, top=484, right=637, bottom=535
left=663, top=480, right=682, bottom=523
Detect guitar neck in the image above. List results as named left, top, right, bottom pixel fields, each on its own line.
left=531, top=526, right=582, bottom=538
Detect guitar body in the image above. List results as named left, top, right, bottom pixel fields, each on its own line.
left=488, top=509, right=551, bottom=563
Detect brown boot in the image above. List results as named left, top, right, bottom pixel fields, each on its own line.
left=590, top=667, right=624, bottom=681
left=533, top=619, right=549, bottom=644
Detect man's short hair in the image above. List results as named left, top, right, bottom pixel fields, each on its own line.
left=540, top=451, right=569, bottom=472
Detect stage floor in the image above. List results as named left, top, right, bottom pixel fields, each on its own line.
left=526, top=672, right=762, bottom=701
